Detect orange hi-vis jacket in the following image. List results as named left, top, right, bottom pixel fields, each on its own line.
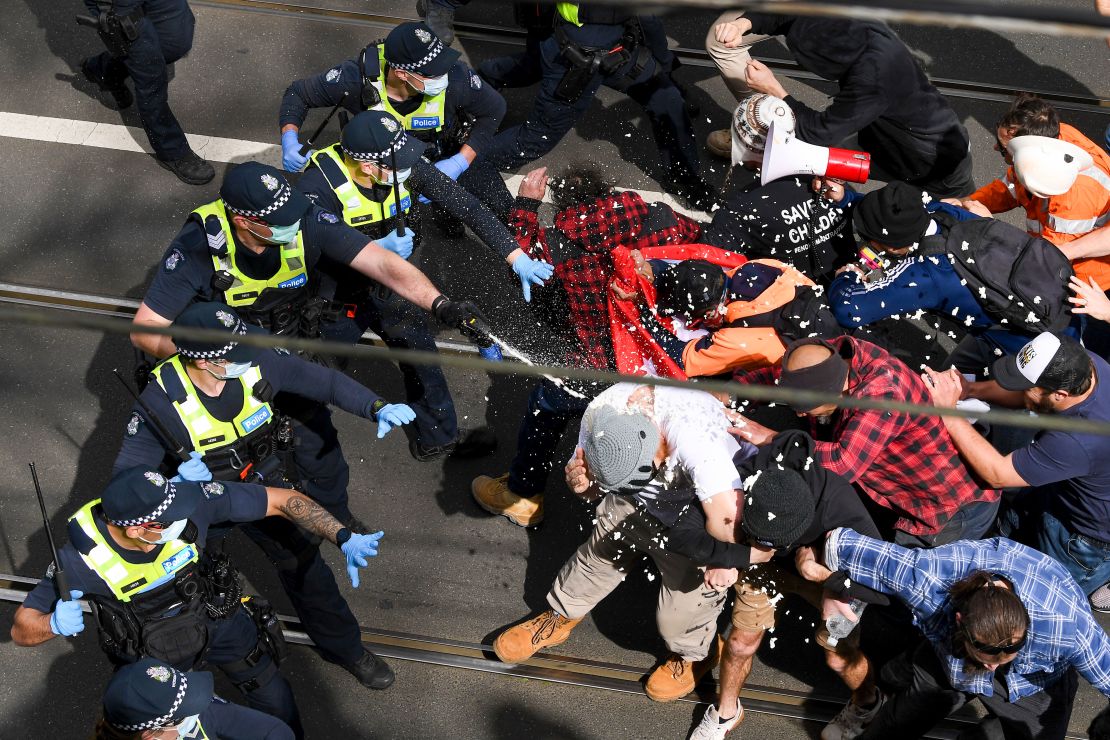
left=682, top=259, right=817, bottom=378
left=968, top=123, right=1110, bottom=283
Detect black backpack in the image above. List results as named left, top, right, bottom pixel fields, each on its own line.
left=920, top=218, right=1074, bottom=333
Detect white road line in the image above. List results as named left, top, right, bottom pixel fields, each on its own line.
left=0, top=110, right=706, bottom=217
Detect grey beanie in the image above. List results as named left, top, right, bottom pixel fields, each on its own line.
left=583, top=406, right=661, bottom=492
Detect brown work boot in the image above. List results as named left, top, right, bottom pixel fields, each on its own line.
left=493, top=610, right=582, bottom=663
left=645, top=636, right=723, bottom=702
left=706, top=129, right=731, bottom=159
left=471, top=474, right=544, bottom=527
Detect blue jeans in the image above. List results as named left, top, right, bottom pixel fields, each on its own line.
left=999, top=494, right=1110, bottom=596
left=84, top=0, right=194, bottom=159
left=507, top=379, right=593, bottom=497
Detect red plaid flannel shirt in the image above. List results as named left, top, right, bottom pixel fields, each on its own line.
left=736, top=336, right=998, bottom=536
left=508, top=191, right=702, bottom=369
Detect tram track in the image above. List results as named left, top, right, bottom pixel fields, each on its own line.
left=0, top=572, right=1075, bottom=739
left=191, top=0, right=1110, bottom=116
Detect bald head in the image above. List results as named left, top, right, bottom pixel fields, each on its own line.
left=785, top=343, right=834, bottom=372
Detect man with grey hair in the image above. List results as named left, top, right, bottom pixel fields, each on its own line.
left=489, top=382, right=753, bottom=702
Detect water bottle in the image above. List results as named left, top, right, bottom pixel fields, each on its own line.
left=825, top=599, right=867, bottom=647
left=478, top=342, right=503, bottom=362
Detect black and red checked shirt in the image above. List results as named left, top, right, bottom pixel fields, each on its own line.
left=736, top=336, right=998, bottom=536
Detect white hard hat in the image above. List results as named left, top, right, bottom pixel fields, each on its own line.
left=731, top=94, right=796, bottom=166
left=1009, top=135, right=1093, bottom=198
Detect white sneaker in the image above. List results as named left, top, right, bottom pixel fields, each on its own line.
left=689, top=704, right=744, bottom=740
left=820, top=692, right=885, bottom=740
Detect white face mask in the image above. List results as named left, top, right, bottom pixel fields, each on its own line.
left=138, top=518, right=188, bottom=545
left=368, top=165, right=412, bottom=186
left=205, top=360, right=252, bottom=380
left=405, top=71, right=449, bottom=96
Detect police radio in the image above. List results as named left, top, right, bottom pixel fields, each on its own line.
left=76, top=2, right=142, bottom=59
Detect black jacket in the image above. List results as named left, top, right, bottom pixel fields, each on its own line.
left=666, top=430, right=881, bottom=569
left=747, top=14, right=969, bottom=185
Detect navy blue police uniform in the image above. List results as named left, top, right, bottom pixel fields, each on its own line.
left=23, top=470, right=303, bottom=736
left=298, top=111, right=523, bottom=458
left=482, top=3, right=710, bottom=207
left=80, top=0, right=213, bottom=184
left=115, top=302, right=400, bottom=684
left=102, top=654, right=294, bottom=739
left=280, top=22, right=512, bottom=219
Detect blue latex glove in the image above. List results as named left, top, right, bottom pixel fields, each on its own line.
left=434, top=153, right=470, bottom=181
left=50, top=590, right=85, bottom=637
left=176, top=451, right=212, bottom=482
left=281, top=130, right=311, bottom=172
left=341, top=531, right=384, bottom=588
left=376, top=403, right=416, bottom=438
left=511, top=254, right=555, bottom=303
left=377, top=228, right=415, bottom=260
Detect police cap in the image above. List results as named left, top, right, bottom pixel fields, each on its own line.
left=341, top=111, right=427, bottom=168
left=101, top=467, right=204, bottom=527
left=103, top=658, right=213, bottom=731
left=219, top=161, right=312, bottom=227
left=384, top=21, right=460, bottom=77
left=173, top=302, right=264, bottom=363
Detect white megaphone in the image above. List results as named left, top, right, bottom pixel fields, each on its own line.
left=760, top=120, right=871, bottom=186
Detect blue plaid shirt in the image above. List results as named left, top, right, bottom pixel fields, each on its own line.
left=825, top=528, right=1110, bottom=701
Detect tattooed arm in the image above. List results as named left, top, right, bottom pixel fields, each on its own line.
left=265, top=488, right=346, bottom=544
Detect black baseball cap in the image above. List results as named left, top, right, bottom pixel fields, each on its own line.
left=992, top=332, right=1091, bottom=391
left=101, top=467, right=203, bottom=527
left=384, top=21, right=461, bottom=77
left=103, top=659, right=213, bottom=732
left=341, top=111, right=428, bottom=168
left=172, top=302, right=265, bottom=363
left=655, top=260, right=727, bottom=319
left=219, top=161, right=312, bottom=228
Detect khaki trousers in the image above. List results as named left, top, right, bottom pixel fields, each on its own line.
left=547, top=493, right=728, bottom=661
left=705, top=10, right=775, bottom=102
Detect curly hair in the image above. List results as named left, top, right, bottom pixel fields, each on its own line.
left=548, top=165, right=616, bottom=210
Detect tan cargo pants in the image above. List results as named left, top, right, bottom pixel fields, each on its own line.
left=705, top=10, right=776, bottom=102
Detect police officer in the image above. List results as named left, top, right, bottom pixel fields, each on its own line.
left=97, top=658, right=294, bottom=739
left=114, top=301, right=411, bottom=689
left=79, top=0, right=214, bottom=185
left=131, top=161, right=491, bottom=460
left=11, top=467, right=383, bottom=736
left=280, top=21, right=512, bottom=226
left=481, top=3, right=716, bottom=210
left=298, top=111, right=553, bottom=459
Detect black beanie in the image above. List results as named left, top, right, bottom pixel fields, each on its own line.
left=852, top=181, right=930, bottom=248
left=740, top=468, right=816, bottom=550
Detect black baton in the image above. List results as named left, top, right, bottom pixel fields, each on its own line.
left=30, top=463, right=70, bottom=601
left=112, top=369, right=191, bottom=462
left=390, top=146, right=406, bottom=237
left=299, top=91, right=350, bottom=157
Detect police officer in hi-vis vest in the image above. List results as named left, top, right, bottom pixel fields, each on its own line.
left=280, top=21, right=513, bottom=229
left=298, top=110, right=553, bottom=460
left=97, top=658, right=294, bottom=739
left=131, top=161, right=492, bottom=488
left=12, top=467, right=385, bottom=737
left=114, top=301, right=412, bottom=691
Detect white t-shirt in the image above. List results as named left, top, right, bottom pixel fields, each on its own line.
left=576, top=382, right=749, bottom=524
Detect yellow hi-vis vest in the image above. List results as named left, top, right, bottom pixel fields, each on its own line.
left=308, top=144, right=412, bottom=232
left=192, top=200, right=309, bottom=308
left=371, top=45, right=447, bottom=133
left=69, top=499, right=199, bottom=603
left=153, top=355, right=273, bottom=454
left=556, top=2, right=582, bottom=25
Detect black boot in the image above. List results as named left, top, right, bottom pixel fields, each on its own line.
left=158, top=150, right=216, bottom=185
left=342, top=649, right=395, bottom=690
left=80, top=57, right=133, bottom=110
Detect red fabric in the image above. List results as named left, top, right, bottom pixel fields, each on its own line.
left=735, top=337, right=998, bottom=536
left=608, top=244, right=748, bottom=378
left=508, top=191, right=702, bottom=370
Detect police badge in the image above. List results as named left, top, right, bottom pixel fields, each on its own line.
left=164, top=249, right=183, bottom=272
left=325, top=67, right=342, bottom=83
left=215, top=310, right=237, bottom=328
left=414, top=27, right=432, bottom=44
left=146, top=666, right=173, bottom=683
left=127, top=412, right=142, bottom=436
left=261, top=173, right=280, bottom=192
left=202, top=482, right=225, bottom=498
left=381, top=116, right=399, bottom=133
left=144, top=471, right=167, bottom=487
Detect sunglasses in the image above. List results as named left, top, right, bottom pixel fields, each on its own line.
left=141, top=521, right=168, bottom=531
left=961, top=624, right=1027, bottom=656
left=600, top=462, right=662, bottom=495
